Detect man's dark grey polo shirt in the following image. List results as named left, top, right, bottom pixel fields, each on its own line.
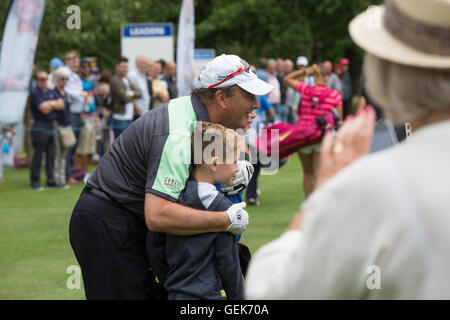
left=87, top=95, right=210, bottom=216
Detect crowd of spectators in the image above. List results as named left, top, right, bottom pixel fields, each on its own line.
left=5, top=48, right=353, bottom=196
left=26, top=50, right=177, bottom=190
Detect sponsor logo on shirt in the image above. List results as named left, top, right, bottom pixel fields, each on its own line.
left=163, top=177, right=183, bottom=190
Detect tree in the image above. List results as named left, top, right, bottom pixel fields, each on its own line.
left=0, top=0, right=382, bottom=91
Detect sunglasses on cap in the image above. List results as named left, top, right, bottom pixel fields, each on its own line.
left=208, top=60, right=251, bottom=89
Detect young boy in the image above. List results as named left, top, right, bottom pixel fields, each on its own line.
left=146, top=122, right=245, bottom=300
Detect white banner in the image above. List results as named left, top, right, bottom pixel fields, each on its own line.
left=176, top=0, right=195, bottom=97
left=0, top=0, right=46, bottom=126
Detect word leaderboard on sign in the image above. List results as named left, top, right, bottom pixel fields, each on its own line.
left=121, top=23, right=174, bottom=73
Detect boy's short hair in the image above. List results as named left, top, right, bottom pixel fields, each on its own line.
left=191, top=122, right=244, bottom=165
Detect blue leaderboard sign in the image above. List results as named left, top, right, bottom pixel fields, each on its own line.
left=194, top=49, right=215, bottom=60
left=122, top=23, right=173, bottom=38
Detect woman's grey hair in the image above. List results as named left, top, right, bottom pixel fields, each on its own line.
left=364, top=53, right=450, bottom=123
left=191, top=85, right=239, bottom=105
left=53, top=66, right=70, bottom=85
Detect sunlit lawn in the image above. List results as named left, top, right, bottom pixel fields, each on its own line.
left=0, top=158, right=305, bottom=299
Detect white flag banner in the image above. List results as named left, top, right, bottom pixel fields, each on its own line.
left=176, top=0, right=195, bottom=97
left=0, top=0, right=46, bottom=126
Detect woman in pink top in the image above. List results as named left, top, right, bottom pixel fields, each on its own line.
left=284, top=64, right=343, bottom=199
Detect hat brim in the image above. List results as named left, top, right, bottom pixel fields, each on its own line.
left=237, top=78, right=274, bottom=96
left=349, top=6, right=450, bottom=69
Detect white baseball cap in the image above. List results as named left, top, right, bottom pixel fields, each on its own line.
left=296, top=56, right=309, bottom=66
left=199, top=54, right=273, bottom=96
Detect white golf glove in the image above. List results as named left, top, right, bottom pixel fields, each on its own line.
left=221, top=160, right=255, bottom=196
left=226, top=202, right=249, bottom=235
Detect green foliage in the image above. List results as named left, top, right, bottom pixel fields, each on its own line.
left=0, top=0, right=381, bottom=84
left=32, top=0, right=181, bottom=71
left=195, top=0, right=313, bottom=64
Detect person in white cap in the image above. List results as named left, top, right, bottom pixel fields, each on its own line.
left=246, top=0, right=450, bottom=299
left=69, top=53, right=273, bottom=299
left=290, top=56, right=315, bottom=116
left=296, top=56, right=315, bottom=86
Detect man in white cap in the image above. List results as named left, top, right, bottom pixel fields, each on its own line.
left=296, top=56, right=315, bottom=86
left=288, top=56, right=315, bottom=118
left=68, top=54, right=273, bottom=299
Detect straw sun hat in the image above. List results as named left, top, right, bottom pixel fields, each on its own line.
left=349, top=0, right=450, bottom=69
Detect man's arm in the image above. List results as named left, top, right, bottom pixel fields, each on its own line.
left=110, top=77, right=132, bottom=104
left=37, top=99, right=64, bottom=114
left=65, top=73, right=87, bottom=105
left=129, top=81, right=142, bottom=99
left=37, top=101, right=53, bottom=114
left=145, top=193, right=231, bottom=235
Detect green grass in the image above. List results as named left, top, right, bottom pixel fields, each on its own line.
left=0, top=158, right=305, bottom=299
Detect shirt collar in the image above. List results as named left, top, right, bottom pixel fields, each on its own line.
left=191, top=94, right=210, bottom=122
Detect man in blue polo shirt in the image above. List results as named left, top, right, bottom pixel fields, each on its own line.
left=29, top=70, right=66, bottom=190
left=69, top=54, right=274, bottom=299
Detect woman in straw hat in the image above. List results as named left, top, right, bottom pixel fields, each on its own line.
left=245, top=0, right=450, bottom=299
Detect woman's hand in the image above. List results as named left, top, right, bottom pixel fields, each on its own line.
left=315, top=107, right=376, bottom=190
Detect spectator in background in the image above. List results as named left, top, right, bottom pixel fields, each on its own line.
left=0, top=126, right=15, bottom=183
left=255, top=58, right=269, bottom=83
left=149, top=60, right=169, bottom=108
left=94, top=70, right=112, bottom=157
left=334, top=61, right=343, bottom=79
left=47, top=57, right=64, bottom=89
left=322, top=60, right=342, bottom=95
left=292, top=56, right=315, bottom=123
left=129, top=55, right=152, bottom=119
left=162, top=61, right=178, bottom=99
left=275, top=58, right=290, bottom=123
left=284, top=59, right=294, bottom=75
left=109, top=57, right=142, bottom=139
left=340, top=58, right=353, bottom=118
left=296, top=56, right=315, bottom=86
left=52, top=67, right=71, bottom=188
left=74, top=60, right=97, bottom=177
left=275, top=58, right=285, bottom=78
left=265, top=59, right=283, bottom=121
left=284, top=58, right=298, bottom=124
left=64, top=50, right=89, bottom=181
left=245, top=94, right=275, bottom=206
left=157, top=59, right=167, bottom=75
left=79, top=60, right=96, bottom=114
left=29, top=70, right=66, bottom=190
left=154, top=60, right=169, bottom=90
